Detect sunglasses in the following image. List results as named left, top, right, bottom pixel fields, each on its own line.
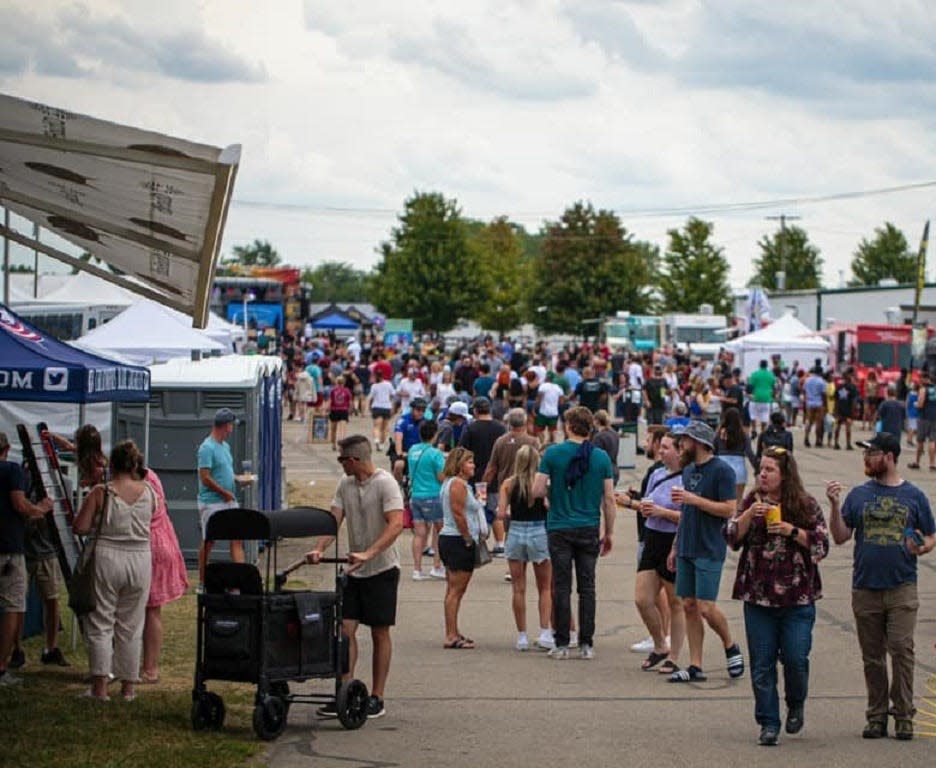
left=337, top=455, right=359, bottom=463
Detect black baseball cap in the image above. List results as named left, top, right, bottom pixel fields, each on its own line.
left=856, top=432, right=900, bottom=458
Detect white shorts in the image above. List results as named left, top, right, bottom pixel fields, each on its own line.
left=198, top=501, right=239, bottom=538
left=749, top=402, right=772, bottom=425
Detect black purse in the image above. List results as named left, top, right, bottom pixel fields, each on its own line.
left=67, top=487, right=110, bottom=616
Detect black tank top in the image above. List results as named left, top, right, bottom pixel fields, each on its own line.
left=509, top=483, right=547, bottom=522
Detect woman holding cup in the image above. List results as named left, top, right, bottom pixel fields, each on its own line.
left=725, top=446, right=830, bottom=747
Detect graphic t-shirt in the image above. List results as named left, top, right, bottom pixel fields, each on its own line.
left=675, top=457, right=736, bottom=561
left=841, top=480, right=935, bottom=589
left=835, top=382, right=859, bottom=418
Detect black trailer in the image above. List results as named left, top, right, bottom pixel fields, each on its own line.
left=191, top=506, right=369, bottom=740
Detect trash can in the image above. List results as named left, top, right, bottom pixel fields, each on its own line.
left=616, top=422, right=638, bottom=470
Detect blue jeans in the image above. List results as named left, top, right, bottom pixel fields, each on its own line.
left=743, top=602, right=816, bottom=728
left=548, top=527, right=599, bottom=648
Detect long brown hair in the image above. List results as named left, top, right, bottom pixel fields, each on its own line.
left=760, top=446, right=815, bottom=527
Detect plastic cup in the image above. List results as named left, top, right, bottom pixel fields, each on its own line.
left=766, top=505, right=782, bottom=525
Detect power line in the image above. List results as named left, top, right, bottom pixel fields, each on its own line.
left=229, top=179, right=936, bottom=221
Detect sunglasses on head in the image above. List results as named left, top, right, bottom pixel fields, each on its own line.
left=764, top=447, right=788, bottom=457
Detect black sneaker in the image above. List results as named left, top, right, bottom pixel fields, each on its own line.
left=758, top=726, right=779, bottom=746
left=7, top=649, right=25, bottom=670
left=316, top=701, right=338, bottom=718
left=862, top=719, right=887, bottom=739
left=41, top=647, right=70, bottom=666
left=366, top=695, right=385, bottom=719
left=786, top=704, right=804, bottom=734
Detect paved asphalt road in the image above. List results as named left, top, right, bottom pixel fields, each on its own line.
left=263, top=416, right=936, bottom=767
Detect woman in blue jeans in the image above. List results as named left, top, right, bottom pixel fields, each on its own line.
left=725, top=446, right=830, bottom=747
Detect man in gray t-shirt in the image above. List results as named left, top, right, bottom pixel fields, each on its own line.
left=306, top=434, right=404, bottom=720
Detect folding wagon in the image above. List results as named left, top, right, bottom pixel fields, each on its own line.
left=191, top=506, right=368, bottom=740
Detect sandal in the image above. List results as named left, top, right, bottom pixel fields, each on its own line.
left=443, top=637, right=476, bottom=649
left=641, top=651, right=669, bottom=670
left=668, top=665, right=707, bottom=683
left=657, top=659, right=679, bottom=675
left=139, top=673, right=160, bottom=684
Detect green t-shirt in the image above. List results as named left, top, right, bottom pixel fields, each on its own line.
left=539, top=441, right=612, bottom=531
left=749, top=368, right=776, bottom=404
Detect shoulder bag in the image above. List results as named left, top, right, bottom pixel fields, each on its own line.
left=67, top=486, right=111, bottom=616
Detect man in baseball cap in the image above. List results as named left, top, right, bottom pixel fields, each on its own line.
left=668, top=421, right=744, bottom=684
left=197, top=408, right=242, bottom=586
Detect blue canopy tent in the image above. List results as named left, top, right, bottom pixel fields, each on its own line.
left=0, top=302, right=151, bottom=640
left=310, top=311, right=359, bottom=331
left=1, top=303, right=151, bottom=404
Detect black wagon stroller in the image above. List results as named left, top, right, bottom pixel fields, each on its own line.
left=191, top=506, right=369, bottom=740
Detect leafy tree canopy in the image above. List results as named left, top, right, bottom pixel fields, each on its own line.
left=659, top=217, right=732, bottom=316
left=749, top=225, right=823, bottom=291
left=849, top=222, right=917, bottom=287
left=300, top=261, right=373, bottom=303
left=531, top=201, right=656, bottom=334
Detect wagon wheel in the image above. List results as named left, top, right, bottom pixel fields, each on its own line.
left=191, top=692, right=225, bottom=731
left=336, top=679, right=369, bottom=730
left=270, top=681, right=291, bottom=714
left=253, top=695, right=288, bottom=741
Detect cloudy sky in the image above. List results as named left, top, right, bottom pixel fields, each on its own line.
left=2, top=0, right=936, bottom=290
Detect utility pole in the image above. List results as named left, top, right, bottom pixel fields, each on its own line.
left=766, top=213, right=801, bottom=291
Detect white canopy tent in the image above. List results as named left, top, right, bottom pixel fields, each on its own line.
left=725, top=313, right=829, bottom=379
left=73, top=298, right=226, bottom=364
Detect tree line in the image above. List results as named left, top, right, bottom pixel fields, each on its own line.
left=224, top=191, right=924, bottom=334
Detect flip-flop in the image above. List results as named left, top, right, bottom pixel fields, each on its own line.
left=138, top=674, right=159, bottom=684
left=657, top=659, right=679, bottom=675
left=444, top=637, right=476, bottom=649
left=641, top=650, right=669, bottom=670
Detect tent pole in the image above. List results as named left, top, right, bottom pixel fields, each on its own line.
left=2, top=207, right=8, bottom=306
left=144, top=401, right=151, bottom=464
left=32, top=222, right=39, bottom=298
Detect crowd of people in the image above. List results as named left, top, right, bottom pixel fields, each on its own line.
left=3, top=329, right=936, bottom=749
left=277, top=332, right=936, bottom=746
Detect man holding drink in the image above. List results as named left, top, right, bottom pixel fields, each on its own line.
left=666, top=421, right=745, bottom=682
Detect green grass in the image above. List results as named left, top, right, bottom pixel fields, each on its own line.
left=0, top=586, right=265, bottom=768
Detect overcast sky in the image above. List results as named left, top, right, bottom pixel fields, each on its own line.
left=2, top=0, right=936, bottom=291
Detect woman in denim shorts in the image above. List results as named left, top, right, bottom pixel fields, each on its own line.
left=407, top=421, right=446, bottom=580
left=496, top=445, right=554, bottom=651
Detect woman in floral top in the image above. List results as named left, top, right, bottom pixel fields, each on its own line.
left=725, top=446, right=830, bottom=747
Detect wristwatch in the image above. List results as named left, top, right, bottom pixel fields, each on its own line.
left=789, top=526, right=800, bottom=541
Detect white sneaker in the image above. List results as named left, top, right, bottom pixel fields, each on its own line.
left=411, top=570, right=431, bottom=581
left=580, top=644, right=595, bottom=660
left=535, top=634, right=555, bottom=651
left=0, top=671, right=22, bottom=686
left=630, top=636, right=654, bottom=653
left=516, top=635, right=530, bottom=651
left=548, top=646, right=572, bottom=660
left=429, top=566, right=446, bottom=579
left=569, top=631, right=579, bottom=649
left=503, top=572, right=512, bottom=582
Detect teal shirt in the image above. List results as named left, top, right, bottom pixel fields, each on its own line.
left=408, top=442, right=445, bottom=499
left=197, top=436, right=235, bottom=505
left=539, top=441, right=612, bottom=532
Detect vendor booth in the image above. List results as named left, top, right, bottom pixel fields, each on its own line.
left=725, top=313, right=829, bottom=380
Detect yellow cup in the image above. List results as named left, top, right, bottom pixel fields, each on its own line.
left=766, top=505, right=782, bottom=525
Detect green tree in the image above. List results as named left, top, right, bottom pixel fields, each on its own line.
left=658, top=217, right=732, bottom=316
left=300, top=261, right=374, bottom=303
left=531, top=202, right=656, bottom=335
left=749, top=225, right=823, bottom=290
left=371, top=191, right=479, bottom=331
left=469, top=217, right=531, bottom=335
left=849, top=222, right=916, bottom=287
left=224, top=238, right=281, bottom=269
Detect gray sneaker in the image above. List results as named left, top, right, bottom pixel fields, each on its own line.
left=579, top=644, right=595, bottom=660
left=0, top=670, right=22, bottom=687
left=548, top=646, right=572, bottom=660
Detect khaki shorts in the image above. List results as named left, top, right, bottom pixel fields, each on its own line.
left=0, top=554, right=28, bottom=612
left=27, top=556, right=60, bottom=601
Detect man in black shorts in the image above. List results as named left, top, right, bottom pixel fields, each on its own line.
left=306, top=435, right=404, bottom=719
